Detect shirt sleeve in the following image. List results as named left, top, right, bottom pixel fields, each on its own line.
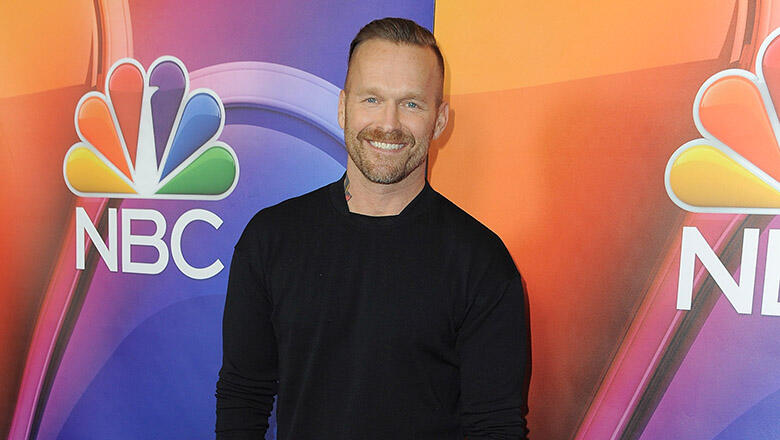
left=215, top=244, right=279, bottom=439
left=457, top=272, right=531, bottom=440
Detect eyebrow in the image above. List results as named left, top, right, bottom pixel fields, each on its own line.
left=353, top=88, right=430, bottom=102
left=402, top=92, right=427, bottom=102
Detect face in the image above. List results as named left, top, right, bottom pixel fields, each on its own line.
left=339, top=39, right=449, bottom=185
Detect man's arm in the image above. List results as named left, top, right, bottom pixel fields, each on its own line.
left=457, top=273, right=531, bottom=440
left=215, top=245, right=278, bottom=439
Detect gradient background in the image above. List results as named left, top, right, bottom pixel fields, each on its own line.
left=1, top=0, right=779, bottom=439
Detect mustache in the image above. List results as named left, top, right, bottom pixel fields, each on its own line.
left=357, top=127, right=414, bottom=145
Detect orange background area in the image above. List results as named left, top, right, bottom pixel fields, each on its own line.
left=0, top=0, right=123, bottom=434
left=431, top=1, right=748, bottom=438
left=0, top=1, right=96, bottom=98
left=434, top=0, right=742, bottom=95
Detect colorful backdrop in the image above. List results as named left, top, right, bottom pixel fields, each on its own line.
left=1, top=1, right=779, bottom=439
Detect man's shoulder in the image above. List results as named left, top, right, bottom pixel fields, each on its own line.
left=258, top=181, right=333, bottom=220
left=237, top=179, right=337, bottom=246
left=427, top=186, right=521, bottom=280
left=428, top=187, right=503, bottom=246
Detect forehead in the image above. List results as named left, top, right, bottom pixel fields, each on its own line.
left=346, top=39, right=442, bottom=97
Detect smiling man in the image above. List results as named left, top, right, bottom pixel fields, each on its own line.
left=216, top=17, right=530, bottom=440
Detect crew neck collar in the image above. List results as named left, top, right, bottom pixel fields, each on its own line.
left=327, top=173, right=434, bottom=227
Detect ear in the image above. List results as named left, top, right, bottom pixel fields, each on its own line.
left=338, top=89, right=346, bottom=129
left=432, top=100, right=449, bottom=140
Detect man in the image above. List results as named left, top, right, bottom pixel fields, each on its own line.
left=216, top=17, right=530, bottom=439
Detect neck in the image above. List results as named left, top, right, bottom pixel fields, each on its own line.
left=344, top=162, right=426, bottom=216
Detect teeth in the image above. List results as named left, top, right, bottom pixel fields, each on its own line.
left=369, top=141, right=404, bottom=150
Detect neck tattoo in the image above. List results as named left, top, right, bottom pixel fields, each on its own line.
left=344, top=176, right=352, bottom=202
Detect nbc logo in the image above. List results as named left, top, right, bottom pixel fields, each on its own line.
left=65, top=56, right=238, bottom=279
left=665, top=29, right=780, bottom=316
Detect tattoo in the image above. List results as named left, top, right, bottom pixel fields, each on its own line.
left=344, top=175, right=352, bottom=202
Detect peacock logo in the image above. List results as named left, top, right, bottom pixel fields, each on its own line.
left=666, top=28, right=780, bottom=214
left=64, top=56, right=238, bottom=200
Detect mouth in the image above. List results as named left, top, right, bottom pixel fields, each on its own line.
left=368, top=140, right=406, bottom=151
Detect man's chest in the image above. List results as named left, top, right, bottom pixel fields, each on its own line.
left=263, top=227, right=461, bottom=352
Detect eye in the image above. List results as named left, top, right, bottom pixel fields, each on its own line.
left=404, top=101, right=420, bottom=109
left=365, top=97, right=378, bottom=103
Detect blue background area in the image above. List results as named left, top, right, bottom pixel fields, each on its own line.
left=714, top=388, right=780, bottom=440
left=59, top=295, right=225, bottom=439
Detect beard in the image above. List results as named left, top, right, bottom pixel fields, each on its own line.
left=343, top=124, right=430, bottom=185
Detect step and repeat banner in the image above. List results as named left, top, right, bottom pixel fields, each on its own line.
left=1, top=0, right=778, bottom=439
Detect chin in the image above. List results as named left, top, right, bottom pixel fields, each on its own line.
left=360, top=167, right=406, bottom=185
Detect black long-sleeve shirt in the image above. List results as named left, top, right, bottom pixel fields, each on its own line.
left=216, top=176, right=530, bottom=439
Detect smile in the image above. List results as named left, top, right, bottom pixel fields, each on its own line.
left=368, top=140, right=405, bottom=150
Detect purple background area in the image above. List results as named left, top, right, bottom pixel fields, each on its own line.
left=129, top=0, right=436, bottom=88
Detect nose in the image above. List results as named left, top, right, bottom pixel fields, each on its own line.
left=378, top=102, right=402, bottom=131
